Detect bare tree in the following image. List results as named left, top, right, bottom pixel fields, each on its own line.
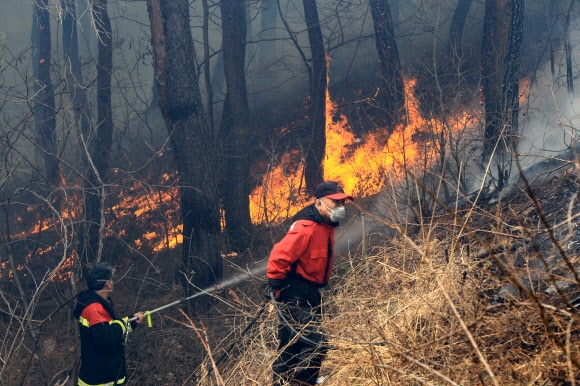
left=448, top=0, right=473, bottom=57
left=481, top=0, right=524, bottom=191
left=32, top=0, right=59, bottom=189
left=78, top=0, right=113, bottom=263
left=369, top=0, right=406, bottom=134
left=302, top=0, right=327, bottom=193
left=61, top=0, right=91, bottom=143
left=147, top=0, right=222, bottom=303
left=219, top=0, right=252, bottom=252
left=562, top=0, right=575, bottom=95
left=202, top=0, right=214, bottom=130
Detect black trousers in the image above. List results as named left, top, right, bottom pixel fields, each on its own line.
left=272, top=297, right=327, bottom=385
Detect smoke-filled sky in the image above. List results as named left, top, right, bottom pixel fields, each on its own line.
left=0, top=0, right=578, bottom=183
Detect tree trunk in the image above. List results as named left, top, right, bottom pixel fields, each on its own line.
left=500, top=0, right=524, bottom=144
left=202, top=0, right=214, bottom=130
left=481, top=0, right=508, bottom=168
left=369, top=0, right=406, bottom=135
left=147, top=0, right=222, bottom=306
left=219, top=0, right=252, bottom=252
left=448, top=0, right=473, bottom=58
left=245, top=0, right=253, bottom=43
left=62, top=0, right=91, bottom=141
left=302, top=0, right=327, bottom=194
left=79, top=0, right=113, bottom=262
left=32, top=0, right=59, bottom=188
left=481, top=0, right=524, bottom=190
left=211, top=44, right=226, bottom=103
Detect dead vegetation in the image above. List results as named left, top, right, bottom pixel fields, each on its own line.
left=188, top=166, right=580, bottom=385
left=4, top=167, right=580, bottom=386
left=4, top=161, right=580, bottom=386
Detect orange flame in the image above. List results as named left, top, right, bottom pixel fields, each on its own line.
left=249, top=78, right=475, bottom=223
left=111, top=173, right=182, bottom=252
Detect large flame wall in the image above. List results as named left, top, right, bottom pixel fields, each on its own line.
left=249, top=79, right=456, bottom=224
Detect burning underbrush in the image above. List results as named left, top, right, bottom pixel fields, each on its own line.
left=0, top=74, right=575, bottom=384
left=194, top=167, right=580, bottom=385
left=5, top=164, right=580, bottom=385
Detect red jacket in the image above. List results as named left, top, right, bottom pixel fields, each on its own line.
left=267, top=204, right=337, bottom=286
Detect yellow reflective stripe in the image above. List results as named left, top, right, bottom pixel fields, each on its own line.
left=146, top=311, right=152, bottom=328
left=78, top=376, right=126, bottom=386
left=109, top=319, right=126, bottom=335
left=79, top=316, right=129, bottom=334
left=121, top=317, right=133, bottom=332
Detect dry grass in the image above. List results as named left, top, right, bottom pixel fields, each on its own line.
left=196, top=173, right=580, bottom=385
left=7, top=172, right=580, bottom=386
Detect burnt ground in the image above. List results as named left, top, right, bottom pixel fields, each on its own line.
left=458, top=159, right=580, bottom=309
left=7, top=157, right=580, bottom=385
left=6, top=226, right=278, bottom=385
left=145, top=161, right=580, bottom=384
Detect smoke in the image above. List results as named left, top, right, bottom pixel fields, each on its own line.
left=515, top=22, right=580, bottom=176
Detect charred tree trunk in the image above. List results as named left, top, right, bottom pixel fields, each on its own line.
left=481, top=0, right=524, bottom=190
left=147, top=0, right=222, bottom=305
left=547, top=2, right=557, bottom=83
left=500, top=0, right=524, bottom=147
left=211, top=42, right=226, bottom=104
left=79, top=0, right=113, bottom=262
left=369, top=0, right=405, bottom=135
left=62, top=0, right=91, bottom=140
left=481, top=0, right=509, bottom=167
left=92, top=0, right=113, bottom=178
left=219, top=0, right=252, bottom=252
left=302, top=0, right=327, bottom=193
left=32, top=0, right=59, bottom=189
left=202, top=0, right=214, bottom=130
left=448, top=0, right=473, bottom=59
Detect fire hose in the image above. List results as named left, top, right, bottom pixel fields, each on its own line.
left=121, top=284, right=332, bottom=358
left=117, top=284, right=387, bottom=385
left=125, top=284, right=222, bottom=327
left=117, top=287, right=221, bottom=384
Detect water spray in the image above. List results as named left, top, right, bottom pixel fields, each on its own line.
left=128, top=264, right=267, bottom=325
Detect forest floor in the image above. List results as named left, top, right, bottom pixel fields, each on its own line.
left=17, top=160, right=579, bottom=385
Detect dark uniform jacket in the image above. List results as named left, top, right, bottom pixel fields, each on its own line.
left=73, top=290, right=137, bottom=386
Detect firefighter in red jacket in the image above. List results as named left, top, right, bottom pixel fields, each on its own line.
left=267, top=181, right=353, bottom=385
left=73, top=263, right=145, bottom=385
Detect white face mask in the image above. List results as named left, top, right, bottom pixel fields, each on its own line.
left=321, top=201, right=346, bottom=222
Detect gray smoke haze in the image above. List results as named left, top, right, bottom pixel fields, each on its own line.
left=0, top=1, right=574, bottom=203
left=517, top=31, right=580, bottom=171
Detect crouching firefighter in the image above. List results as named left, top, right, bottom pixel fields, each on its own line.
left=266, top=181, right=353, bottom=385
left=73, top=263, right=145, bottom=385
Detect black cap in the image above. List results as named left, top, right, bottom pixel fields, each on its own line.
left=314, top=181, right=354, bottom=200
